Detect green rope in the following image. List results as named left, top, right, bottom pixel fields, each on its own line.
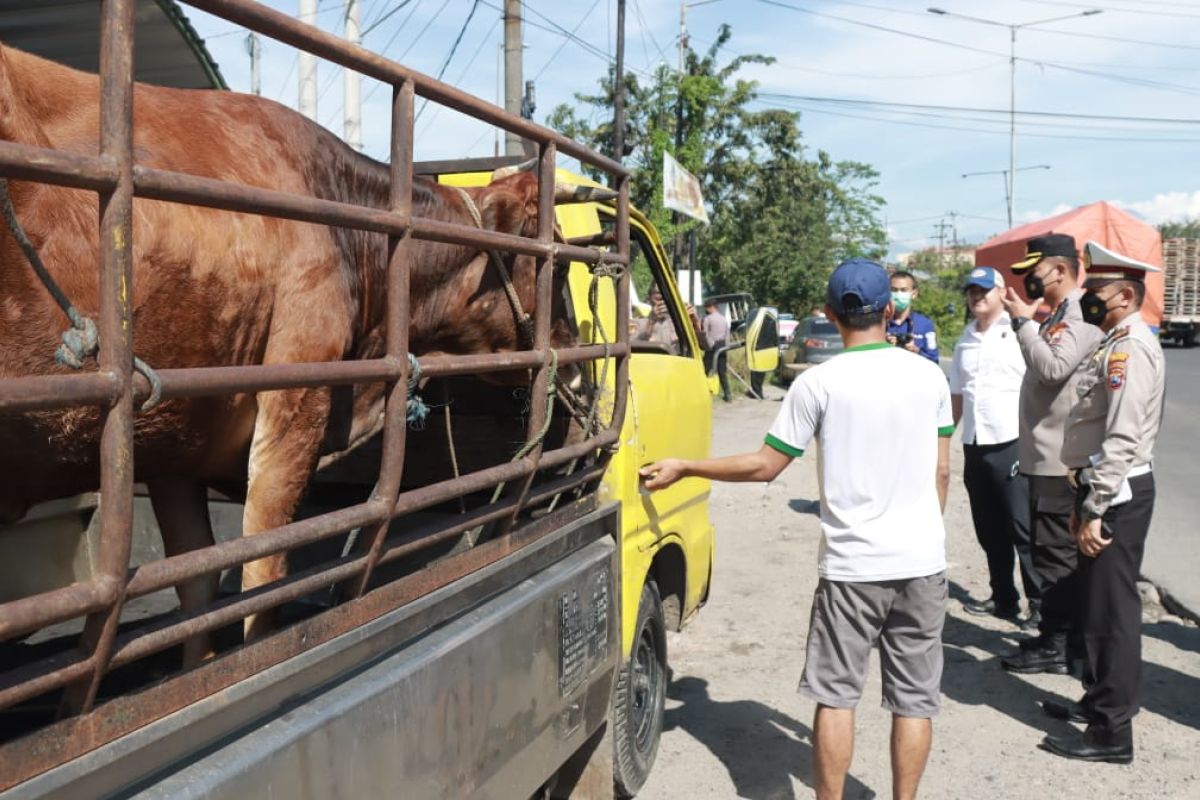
left=491, top=348, right=559, bottom=504
left=0, top=178, right=163, bottom=412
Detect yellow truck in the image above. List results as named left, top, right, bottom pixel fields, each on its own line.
left=0, top=6, right=715, bottom=797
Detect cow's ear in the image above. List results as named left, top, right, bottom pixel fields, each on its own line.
left=481, top=173, right=539, bottom=238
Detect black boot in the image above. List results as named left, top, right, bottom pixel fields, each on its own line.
left=1040, top=726, right=1133, bottom=765
left=1002, top=632, right=1069, bottom=674
left=1041, top=698, right=1091, bottom=723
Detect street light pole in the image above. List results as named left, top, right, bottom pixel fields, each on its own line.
left=928, top=7, right=1101, bottom=227
left=962, top=165, right=1051, bottom=228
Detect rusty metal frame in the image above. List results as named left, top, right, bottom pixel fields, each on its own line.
left=0, top=0, right=630, bottom=787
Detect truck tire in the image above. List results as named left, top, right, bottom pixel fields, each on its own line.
left=613, top=581, right=668, bottom=798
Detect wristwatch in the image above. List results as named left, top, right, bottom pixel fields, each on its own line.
left=1011, top=316, right=1032, bottom=332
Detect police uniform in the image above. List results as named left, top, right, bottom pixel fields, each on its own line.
left=1041, top=242, right=1166, bottom=764
left=1001, top=233, right=1105, bottom=674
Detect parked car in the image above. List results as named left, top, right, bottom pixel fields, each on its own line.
left=778, top=313, right=799, bottom=351
left=777, top=315, right=844, bottom=383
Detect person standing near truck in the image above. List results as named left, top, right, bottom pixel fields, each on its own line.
left=949, top=267, right=1041, bottom=628
left=641, top=258, right=953, bottom=800
left=1000, top=234, right=1105, bottom=676
left=1040, top=242, right=1165, bottom=765
left=887, top=270, right=939, bottom=364
left=702, top=298, right=732, bottom=402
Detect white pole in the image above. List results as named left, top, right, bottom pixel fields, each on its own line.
left=298, top=0, right=318, bottom=120
left=245, top=33, right=261, bottom=96
left=1008, top=26, right=1017, bottom=229
left=344, top=0, right=362, bottom=150
left=503, top=0, right=523, bottom=155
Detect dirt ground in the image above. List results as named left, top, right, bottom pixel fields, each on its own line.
left=638, top=385, right=1200, bottom=800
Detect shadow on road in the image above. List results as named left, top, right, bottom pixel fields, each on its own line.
left=942, top=581, right=1200, bottom=733
left=663, top=676, right=875, bottom=800
left=787, top=498, right=820, bottom=516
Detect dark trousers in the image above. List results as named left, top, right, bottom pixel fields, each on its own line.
left=749, top=370, right=765, bottom=398
left=1079, top=473, right=1155, bottom=744
left=704, top=346, right=730, bottom=400
left=1029, top=475, right=1082, bottom=639
left=963, top=440, right=1040, bottom=608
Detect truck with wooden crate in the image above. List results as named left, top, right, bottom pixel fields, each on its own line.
left=1162, top=237, right=1200, bottom=347
left=0, top=2, right=714, bottom=797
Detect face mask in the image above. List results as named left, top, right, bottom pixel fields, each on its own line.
left=891, top=291, right=912, bottom=312
left=1081, top=290, right=1118, bottom=327
left=1024, top=263, right=1061, bottom=300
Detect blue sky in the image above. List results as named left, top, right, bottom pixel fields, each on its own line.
left=186, top=1, right=1200, bottom=256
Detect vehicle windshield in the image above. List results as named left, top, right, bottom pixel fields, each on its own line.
left=810, top=321, right=838, bottom=335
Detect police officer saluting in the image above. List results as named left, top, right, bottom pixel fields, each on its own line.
left=1040, top=241, right=1166, bottom=764
left=1000, top=233, right=1104, bottom=674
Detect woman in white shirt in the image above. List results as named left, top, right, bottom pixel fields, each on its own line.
left=949, top=267, right=1042, bottom=630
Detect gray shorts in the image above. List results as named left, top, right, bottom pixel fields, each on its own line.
left=799, top=572, right=947, bottom=718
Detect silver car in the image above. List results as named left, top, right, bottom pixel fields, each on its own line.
left=777, top=316, right=844, bottom=383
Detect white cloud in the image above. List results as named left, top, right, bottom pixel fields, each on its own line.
left=1116, top=191, right=1200, bottom=225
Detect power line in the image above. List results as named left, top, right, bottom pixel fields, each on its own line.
left=362, top=0, right=418, bottom=36
left=416, top=14, right=503, bottom=139
left=750, top=0, right=1200, bottom=96
left=1015, top=0, right=1200, bottom=20
left=533, top=0, right=603, bottom=81
left=758, top=99, right=1200, bottom=144
left=415, top=0, right=482, bottom=122
left=755, top=93, right=1200, bottom=126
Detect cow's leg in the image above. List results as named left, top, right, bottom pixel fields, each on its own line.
left=147, top=477, right=218, bottom=667
left=241, top=385, right=332, bottom=641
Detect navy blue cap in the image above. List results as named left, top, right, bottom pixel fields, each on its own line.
left=827, top=258, right=891, bottom=315
left=964, top=266, right=1005, bottom=292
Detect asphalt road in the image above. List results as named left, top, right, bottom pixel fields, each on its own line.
left=1143, top=344, right=1200, bottom=618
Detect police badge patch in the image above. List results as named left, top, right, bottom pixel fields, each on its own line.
left=1107, top=351, right=1129, bottom=390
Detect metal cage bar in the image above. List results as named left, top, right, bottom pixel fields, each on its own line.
left=0, top=0, right=633, bottom=783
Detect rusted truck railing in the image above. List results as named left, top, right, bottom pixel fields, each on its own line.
left=0, top=0, right=630, bottom=787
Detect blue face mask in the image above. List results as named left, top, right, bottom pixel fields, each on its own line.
left=891, top=290, right=912, bottom=312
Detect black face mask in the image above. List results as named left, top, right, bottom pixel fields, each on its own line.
left=1081, top=291, right=1116, bottom=327
left=1023, top=272, right=1045, bottom=300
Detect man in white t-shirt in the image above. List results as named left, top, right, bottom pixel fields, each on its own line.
left=949, top=267, right=1042, bottom=630
left=641, top=258, right=953, bottom=800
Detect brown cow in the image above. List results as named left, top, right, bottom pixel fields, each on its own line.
left=0, top=44, right=578, bottom=653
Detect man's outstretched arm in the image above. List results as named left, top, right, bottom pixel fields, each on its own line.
left=640, top=443, right=795, bottom=490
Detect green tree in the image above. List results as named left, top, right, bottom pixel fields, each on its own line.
left=1159, top=219, right=1200, bottom=239
left=899, top=248, right=975, bottom=346
left=546, top=25, right=886, bottom=315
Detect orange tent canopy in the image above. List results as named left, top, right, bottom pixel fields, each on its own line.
left=974, top=201, right=1164, bottom=327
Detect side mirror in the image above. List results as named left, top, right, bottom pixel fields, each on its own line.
left=744, top=306, right=780, bottom=373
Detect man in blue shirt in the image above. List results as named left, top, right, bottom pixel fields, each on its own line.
left=887, top=270, right=939, bottom=364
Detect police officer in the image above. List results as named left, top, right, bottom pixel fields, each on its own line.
left=1000, top=233, right=1104, bottom=674
left=1040, top=241, right=1165, bottom=764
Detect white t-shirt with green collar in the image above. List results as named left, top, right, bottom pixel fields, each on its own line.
left=766, top=341, right=954, bottom=582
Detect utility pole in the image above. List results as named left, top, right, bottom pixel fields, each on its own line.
left=503, top=0, right=523, bottom=156
left=344, top=0, right=362, bottom=150
left=946, top=211, right=960, bottom=255
left=933, top=220, right=952, bottom=269
left=298, top=0, right=318, bottom=120
left=495, top=43, right=502, bottom=157
left=245, top=33, right=261, bottom=96
left=674, top=4, right=688, bottom=279
left=613, top=0, right=626, bottom=162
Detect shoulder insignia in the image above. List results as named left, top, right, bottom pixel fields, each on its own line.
left=1106, top=353, right=1127, bottom=390
left=1045, top=321, right=1068, bottom=343
left=1111, top=325, right=1131, bottom=341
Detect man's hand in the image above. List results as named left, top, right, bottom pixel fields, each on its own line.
left=1075, top=516, right=1112, bottom=557
left=886, top=335, right=898, bottom=346
left=904, top=340, right=919, bottom=353
left=1002, top=287, right=1039, bottom=321
left=640, top=459, right=688, bottom=491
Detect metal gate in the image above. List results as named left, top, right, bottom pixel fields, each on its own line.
left=0, top=0, right=630, bottom=786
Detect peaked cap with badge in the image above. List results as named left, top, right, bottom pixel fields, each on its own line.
left=1082, top=240, right=1161, bottom=285
left=1011, top=233, right=1079, bottom=273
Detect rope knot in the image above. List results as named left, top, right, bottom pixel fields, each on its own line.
left=406, top=352, right=429, bottom=429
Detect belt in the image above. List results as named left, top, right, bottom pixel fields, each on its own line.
left=1067, top=462, right=1153, bottom=490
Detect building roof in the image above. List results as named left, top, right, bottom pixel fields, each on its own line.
left=0, top=0, right=226, bottom=89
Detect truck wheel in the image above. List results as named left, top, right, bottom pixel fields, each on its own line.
left=613, top=581, right=668, bottom=798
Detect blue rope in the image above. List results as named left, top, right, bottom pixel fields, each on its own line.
left=406, top=352, right=429, bottom=429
